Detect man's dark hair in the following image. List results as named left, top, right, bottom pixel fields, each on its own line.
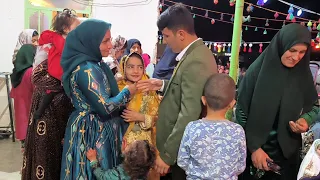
left=157, top=3, right=195, bottom=34
left=123, top=140, right=156, bottom=180
left=204, top=74, right=236, bottom=111
left=51, top=8, right=78, bottom=35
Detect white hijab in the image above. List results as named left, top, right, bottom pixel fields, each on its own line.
left=33, top=44, right=51, bottom=68
left=298, top=139, right=320, bottom=180
left=12, top=29, right=37, bottom=63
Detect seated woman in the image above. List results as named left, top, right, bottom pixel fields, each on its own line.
left=118, top=52, right=160, bottom=179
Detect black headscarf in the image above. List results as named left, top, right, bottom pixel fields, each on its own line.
left=152, top=45, right=178, bottom=80
left=237, top=23, right=317, bottom=158
left=11, top=44, right=36, bottom=88
left=124, top=39, right=141, bottom=55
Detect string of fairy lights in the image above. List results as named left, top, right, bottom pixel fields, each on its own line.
left=158, top=0, right=320, bottom=53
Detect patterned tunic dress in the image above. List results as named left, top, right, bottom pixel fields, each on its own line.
left=60, top=61, right=130, bottom=180
left=22, top=60, right=73, bottom=180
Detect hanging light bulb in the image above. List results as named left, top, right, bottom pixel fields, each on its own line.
left=223, top=44, right=226, bottom=52
left=297, top=9, right=302, bottom=16
left=259, top=43, right=263, bottom=53
left=263, top=0, right=268, bottom=3
left=243, top=43, right=247, bottom=52
left=265, top=19, right=269, bottom=26
left=288, top=5, right=294, bottom=14
left=220, top=13, right=224, bottom=21
left=257, top=0, right=264, bottom=6
left=248, top=43, right=253, bottom=53
left=263, top=29, right=267, bottom=34
left=247, top=4, right=254, bottom=13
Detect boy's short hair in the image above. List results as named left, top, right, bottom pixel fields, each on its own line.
left=204, top=74, right=236, bottom=111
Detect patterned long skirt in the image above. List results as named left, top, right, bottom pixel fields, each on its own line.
left=21, top=60, right=73, bottom=180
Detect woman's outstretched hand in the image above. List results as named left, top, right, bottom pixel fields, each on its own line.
left=125, top=83, right=137, bottom=96
left=289, top=118, right=309, bottom=133
left=136, top=79, right=163, bottom=92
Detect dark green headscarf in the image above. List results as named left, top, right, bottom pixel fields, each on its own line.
left=238, top=23, right=317, bottom=158
left=11, top=44, right=36, bottom=88
left=61, top=19, right=119, bottom=97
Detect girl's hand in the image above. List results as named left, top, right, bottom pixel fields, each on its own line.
left=121, top=109, right=145, bottom=122
left=86, top=148, right=97, bottom=162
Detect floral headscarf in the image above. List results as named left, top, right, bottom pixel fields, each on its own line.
left=110, top=35, right=126, bottom=57
left=12, top=29, right=37, bottom=63
left=298, top=139, right=320, bottom=179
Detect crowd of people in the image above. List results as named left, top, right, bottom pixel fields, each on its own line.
left=7, top=2, right=320, bottom=180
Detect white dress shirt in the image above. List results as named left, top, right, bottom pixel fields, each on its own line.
left=159, top=38, right=202, bottom=92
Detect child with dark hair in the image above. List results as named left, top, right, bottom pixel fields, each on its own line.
left=87, top=140, right=156, bottom=180
left=177, top=74, right=247, bottom=180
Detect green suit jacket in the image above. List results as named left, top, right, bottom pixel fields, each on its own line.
left=156, top=39, right=217, bottom=165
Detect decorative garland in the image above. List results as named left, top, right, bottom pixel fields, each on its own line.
left=160, top=0, right=320, bottom=35
left=158, top=0, right=320, bottom=53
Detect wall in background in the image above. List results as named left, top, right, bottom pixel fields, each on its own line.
left=92, top=0, right=159, bottom=60
left=0, top=0, right=25, bottom=72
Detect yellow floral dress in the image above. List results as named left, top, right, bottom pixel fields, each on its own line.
left=117, top=54, right=160, bottom=149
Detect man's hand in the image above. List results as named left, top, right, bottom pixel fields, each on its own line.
left=155, top=156, right=170, bottom=175
left=136, top=79, right=163, bottom=92
left=289, top=118, right=309, bottom=133
left=86, top=148, right=97, bottom=162
left=251, top=148, right=272, bottom=171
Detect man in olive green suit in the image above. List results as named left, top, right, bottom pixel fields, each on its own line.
left=137, top=3, right=217, bottom=179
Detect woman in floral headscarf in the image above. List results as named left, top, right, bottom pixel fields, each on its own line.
left=103, top=35, right=127, bottom=81
left=12, top=29, right=39, bottom=63
left=298, top=139, right=320, bottom=179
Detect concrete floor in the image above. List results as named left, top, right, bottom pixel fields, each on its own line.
left=0, top=79, right=22, bottom=180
